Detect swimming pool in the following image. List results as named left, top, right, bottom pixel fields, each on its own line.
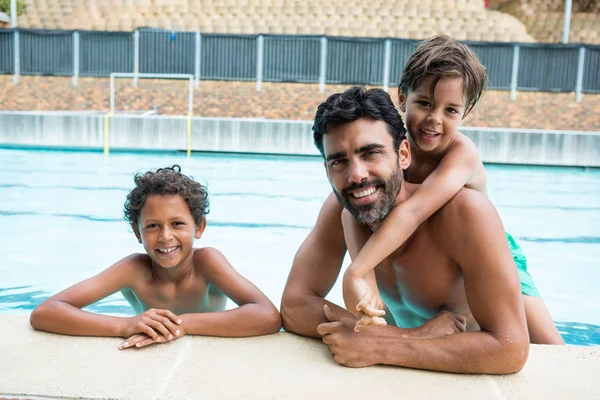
left=1, top=148, right=599, bottom=345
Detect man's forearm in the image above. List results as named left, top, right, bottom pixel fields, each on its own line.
left=375, top=331, right=529, bottom=374
left=281, top=293, right=353, bottom=338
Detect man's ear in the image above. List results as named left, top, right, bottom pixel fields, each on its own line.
left=398, top=89, right=407, bottom=113
left=195, top=218, right=207, bottom=239
left=398, top=139, right=411, bottom=171
left=132, top=223, right=142, bottom=244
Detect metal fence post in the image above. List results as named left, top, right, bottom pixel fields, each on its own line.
left=510, top=44, right=520, bottom=101
left=72, top=31, right=79, bottom=86
left=12, top=30, right=19, bottom=84
left=575, top=46, right=586, bottom=102
left=382, top=39, right=391, bottom=92
left=256, top=35, right=264, bottom=91
left=194, top=32, right=201, bottom=89
left=562, top=0, right=572, bottom=44
left=319, top=36, right=327, bottom=93
left=133, top=30, right=140, bottom=87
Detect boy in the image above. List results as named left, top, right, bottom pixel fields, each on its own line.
left=30, top=165, right=281, bottom=349
left=341, top=35, right=564, bottom=344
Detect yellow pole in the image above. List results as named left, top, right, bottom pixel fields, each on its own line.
left=187, top=112, right=192, bottom=158
left=104, top=112, right=113, bottom=158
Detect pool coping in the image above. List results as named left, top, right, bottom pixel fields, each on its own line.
left=1, top=314, right=599, bottom=400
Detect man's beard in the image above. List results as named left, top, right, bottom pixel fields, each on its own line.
left=333, top=166, right=403, bottom=226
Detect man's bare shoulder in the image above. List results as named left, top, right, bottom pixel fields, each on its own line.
left=430, top=188, right=495, bottom=231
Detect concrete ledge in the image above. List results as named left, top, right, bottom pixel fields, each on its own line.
left=1, top=112, right=600, bottom=166
left=0, top=315, right=599, bottom=400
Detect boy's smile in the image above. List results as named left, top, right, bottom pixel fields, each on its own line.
left=134, top=194, right=204, bottom=271
left=400, top=75, right=466, bottom=155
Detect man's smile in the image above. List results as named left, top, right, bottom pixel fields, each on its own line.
left=348, top=185, right=380, bottom=206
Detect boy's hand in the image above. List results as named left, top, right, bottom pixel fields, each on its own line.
left=118, top=324, right=186, bottom=350
left=412, top=311, right=467, bottom=339
left=342, top=271, right=386, bottom=332
left=122, top=308, right=182, bottom=341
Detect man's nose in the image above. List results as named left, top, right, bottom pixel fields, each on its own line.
left=348, top=160, right=368, bottom=184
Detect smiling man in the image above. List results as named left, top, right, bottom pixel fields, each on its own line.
left=280, top=86, right=530, bottom=373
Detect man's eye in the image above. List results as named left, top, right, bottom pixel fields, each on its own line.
left=330, top=159, right=346, bottom=167
left=365, top=150, right=380, bottom=157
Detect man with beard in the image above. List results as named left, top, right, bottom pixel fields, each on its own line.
left=280, top=86, right=530, bottom=373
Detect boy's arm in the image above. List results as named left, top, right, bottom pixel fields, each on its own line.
left=179, top=248, right=281, bottom=337
left=30, top=254, right=180, bottom=339
left=341, top=209, right=385, bottom=323
left=347, top=140, right=480, bottom=279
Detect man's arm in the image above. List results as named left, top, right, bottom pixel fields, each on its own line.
left=320, top=190, right=530, bottom=374
left=280, top=192, right=356, bottom=338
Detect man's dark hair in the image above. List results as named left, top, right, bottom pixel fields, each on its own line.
left=123, top=165, right=209, bottom=226
left=312, top=86, right=407, bottom=157
left=399, top=34, right=487, bottom=118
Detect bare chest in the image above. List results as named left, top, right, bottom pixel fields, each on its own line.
left=374, top=228, right=474, bottom=326
left=123, top=277, right=226, bottom=315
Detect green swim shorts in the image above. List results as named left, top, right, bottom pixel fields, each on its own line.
left=506, top=232, right=541, bottom=298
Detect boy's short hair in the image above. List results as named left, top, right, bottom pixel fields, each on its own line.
left=312, top=86, right=407, bottom=157
left=399, top=34, right=487, bottom=117
left=123, top=165, right=209, bottom=226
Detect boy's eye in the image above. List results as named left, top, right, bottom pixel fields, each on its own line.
left=417, top=100, right=431, bottom=107
left=446, top=108, right=458, bottom=114
left=172, top=221, right=184, bottom=226
left=146, top=223, right=158, bottom=229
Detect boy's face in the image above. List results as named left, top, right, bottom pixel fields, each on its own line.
left=399, top=75, right=466, bottom=154
left=133, top=194, right=205, bottom=270
left=323, top=118, right=410, bottom=226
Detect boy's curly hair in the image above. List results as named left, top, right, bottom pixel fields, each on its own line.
left=123, top=165, right=209, bottom=226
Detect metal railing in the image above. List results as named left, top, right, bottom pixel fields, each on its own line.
left=1, top=28, right=599, bottom=100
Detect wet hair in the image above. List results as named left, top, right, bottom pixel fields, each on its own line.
left=399, top=34, right=487, bottom=117
left=123, top=165, right=209, bottom=227
left=312, top=86, right=407, bottom=157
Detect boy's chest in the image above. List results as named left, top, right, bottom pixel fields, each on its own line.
left=124, top=278, right=226, bottom=315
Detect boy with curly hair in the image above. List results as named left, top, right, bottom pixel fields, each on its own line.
left=31, top=165, right=281, bottom=349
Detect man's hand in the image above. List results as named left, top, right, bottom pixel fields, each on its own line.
left=412, top=311, right=467, bottom=339
left=317, top=305, right=382, bottom=368
left=121, top=308, right=182, bottom=341
left=342, top=270, right=386, bottom=332
left=118, top=323, right=186, bottom=350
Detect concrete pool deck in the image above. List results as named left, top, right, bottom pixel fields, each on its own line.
left=0, top=314, right=599, bottom=400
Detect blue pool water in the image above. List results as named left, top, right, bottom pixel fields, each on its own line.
left=1, top=148, right=599, bottom=345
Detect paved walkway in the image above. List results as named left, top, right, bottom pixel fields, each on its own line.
left=1, top=314, right=599, bottom=400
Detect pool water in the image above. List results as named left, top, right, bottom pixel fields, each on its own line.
left=1, top=148, right=599, bottom=345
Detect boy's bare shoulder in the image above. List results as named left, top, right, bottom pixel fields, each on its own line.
left=116, top=253, right=154, bottom=276
left=450, top=131, right=480, bottom=158
left=192, top=247, right=229, bottom=273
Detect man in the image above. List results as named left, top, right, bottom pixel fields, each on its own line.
left=280, top=86, right=529, bottom=374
